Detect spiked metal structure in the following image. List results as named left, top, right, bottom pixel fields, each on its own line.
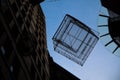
left=52, top=14, right=99, bottom=66
left=98, top=0, right=120, bottom=56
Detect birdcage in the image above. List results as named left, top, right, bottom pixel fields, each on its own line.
left=52, top=14, right=99, bottom=66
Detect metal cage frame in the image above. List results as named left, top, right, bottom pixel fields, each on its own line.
left=52, top=14, right=99, bottom=66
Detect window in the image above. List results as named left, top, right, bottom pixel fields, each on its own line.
left=21, top=8, right=26, bottom=18
left=35, top=30, right=38, bottom=37
left=0, top=22, right=4, bottom=37
left=26, top=19, right=30, bottom=28
left=32, top=52, right=36, bottom=61
left=38, top=60, right=41, bottom=73
left=0, top=46, right=5, bottom=55
left=10, top=24, right=19, bottom=40
left=17, top=15, right=23, bottom=26
left=4, top=9, right=13, bottom=24
left=11, top=57, right=21, bottom=79
left=16, top=0, right=21, bottom=7
left=3, top=38, right=13, bottom=59
left=31, top=65, right=36, bottom=80
left=28, top=13, right=32, bottom=22
left=11, top=2, right=18, bottom=15
left=42, top=71, right=46, bottom=80
left=10, top=66, right=13, bottom=72
left=24, top=3, right=28, bottom=12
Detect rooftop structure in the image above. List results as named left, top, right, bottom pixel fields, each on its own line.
left=98, top=0, right=120, bottom=56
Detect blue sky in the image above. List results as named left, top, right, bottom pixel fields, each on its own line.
left=41, top=0, right=120, bottom=80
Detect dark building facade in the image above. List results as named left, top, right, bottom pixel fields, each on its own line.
left=98, top=0, right=120, bottom=55
left=49, top=57, right=80, bottom=80
left=0, top=0, right=81, bottom=80
left=0, top=0, right=50, bottom=80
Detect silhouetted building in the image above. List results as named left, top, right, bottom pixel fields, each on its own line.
left=98, top=0, right=120, bottom=56
left=101, top=0, right=120, bottom=15
left=49, top=57, right=80, bottom=80
left=0, top=0, right=82, bottom=80
left=0, top=0, right=50, bottom=80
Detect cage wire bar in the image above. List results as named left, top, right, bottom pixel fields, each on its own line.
left=52, top=14, right=99, bottom=66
